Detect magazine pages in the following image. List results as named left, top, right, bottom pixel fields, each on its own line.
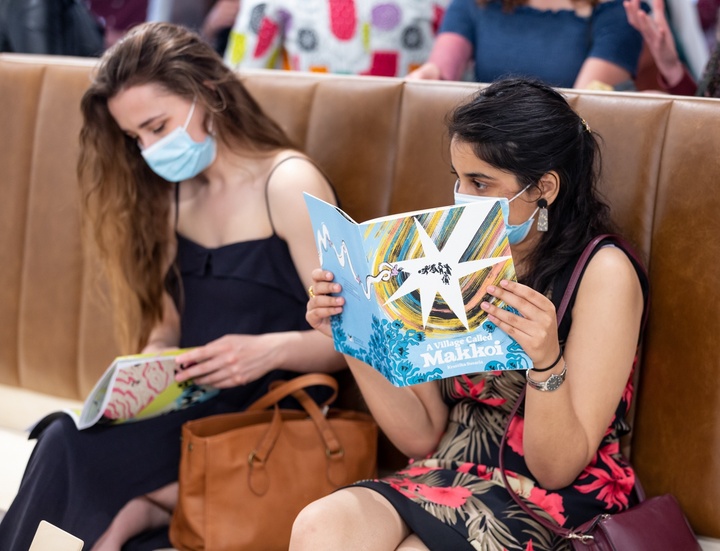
left=69, top=348, right=219, bottom=430
left=304, top=193, right=533, bottom=387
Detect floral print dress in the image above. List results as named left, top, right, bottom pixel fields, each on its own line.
left=354, top=242, right=648, bottom=551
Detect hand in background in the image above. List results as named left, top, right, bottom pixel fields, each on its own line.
left=624, top=0, right=686, bottom=87
left=174, top=333, right=278, bottom=388
left=406, top=62, right=442, bottom=80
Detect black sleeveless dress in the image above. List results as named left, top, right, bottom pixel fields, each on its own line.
left=0, top=222, right=318, bottom=550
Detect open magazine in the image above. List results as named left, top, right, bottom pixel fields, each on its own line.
left=304, top=193, right=533, bottom=387
left=67, top=349, right=219, bottom=430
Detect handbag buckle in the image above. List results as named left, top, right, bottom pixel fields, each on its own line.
left=326, top=447, right=345, bottom=459
left=248, top=451, right=265, bottom=466
left=566, top=532, right=595, bottom=544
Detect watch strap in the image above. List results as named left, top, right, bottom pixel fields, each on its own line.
left=526, top=362, right=567, bottom=392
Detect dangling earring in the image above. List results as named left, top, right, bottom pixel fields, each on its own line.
left=537, top=198, right=549, bottom=232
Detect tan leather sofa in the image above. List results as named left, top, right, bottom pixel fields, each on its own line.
left=1, top=53, right=719, bottom=545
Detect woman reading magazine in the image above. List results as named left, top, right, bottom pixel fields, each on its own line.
left=294, top=78, right=649, bottom=550
left=0, top=22, right=345, bottom=551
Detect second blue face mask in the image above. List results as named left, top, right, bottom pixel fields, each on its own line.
left=141, top=99, right=217, bottom=183
left=453, top=181, right=538, bottom=245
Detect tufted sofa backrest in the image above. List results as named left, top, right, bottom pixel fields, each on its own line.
left=0, top=54, right=718, bottom=537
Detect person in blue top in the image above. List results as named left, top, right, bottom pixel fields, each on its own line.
left=408, top=0, right=645, bottom=89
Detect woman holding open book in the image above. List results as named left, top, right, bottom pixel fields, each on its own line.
left=296, top=78, right=649, bottom=550
left=0, top=21, right=345, bottom=551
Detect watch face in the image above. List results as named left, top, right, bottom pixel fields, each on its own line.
left=545, top=374, right=563, bottom=391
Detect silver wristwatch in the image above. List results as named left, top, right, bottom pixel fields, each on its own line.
left=526, top=363, right=567, bottom=392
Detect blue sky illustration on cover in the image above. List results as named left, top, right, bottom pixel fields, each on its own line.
left=304, top=194, right=533, bottom=387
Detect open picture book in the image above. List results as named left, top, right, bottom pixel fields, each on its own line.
left=66, top=349, right=219, bottom=430
left=304, top=193, right=533, bottom=387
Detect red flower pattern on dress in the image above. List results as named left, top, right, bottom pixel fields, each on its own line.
left=416, top=483, right=473, bottom=508
left=525, top=540, right=535, bottom=551
left=457, top=462, right=474, bottom=474
left=622, top=374, right=634, bottom=406
left=452, top=374, right=507, bottom=406
left=388, top=477, right=422, bottom=500
left=575, top=443, right=634, bottom=509
left=528, top=486, right=567, bottom=525
left=400, top=465, right=439, bottom=477
left=507, top=414, right=524, bottom=456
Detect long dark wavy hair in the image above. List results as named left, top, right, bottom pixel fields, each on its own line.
left=447, top=77, right=615, bottom=295
left=78, top=22, right=294, bottom=352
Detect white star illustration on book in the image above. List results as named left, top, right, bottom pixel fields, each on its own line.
left=385, top=208, right=510, bottom=329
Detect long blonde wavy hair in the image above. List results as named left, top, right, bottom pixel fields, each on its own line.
left=78, top=22, right=294, bottom=353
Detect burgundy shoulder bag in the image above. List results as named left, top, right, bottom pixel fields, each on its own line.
left=499, top=235, right=701, bottom=551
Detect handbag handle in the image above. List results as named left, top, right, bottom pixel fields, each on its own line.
left=498, top=234, right=648, bottom=540
left=247, top=375, right=348, bottom=494
left=246, top=373, right=339, bottom=412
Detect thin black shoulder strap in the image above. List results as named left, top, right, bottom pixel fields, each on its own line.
left=263, top=154, right=337, bottom=234
left=173, top=183, right=180, bottom=230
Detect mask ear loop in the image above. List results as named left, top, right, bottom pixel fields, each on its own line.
left=182, top=98, right=197, bottom=130
left=508, top=184, right=532, bottom=203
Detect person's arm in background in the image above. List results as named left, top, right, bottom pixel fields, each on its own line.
left=574, top=0, right=648, bottom=89
left=201, top=0, right=240, bottom=53
left=407, top=0, right=474, bottom=80
left=623, top=0, right=698, bottom=94
left=408, top=33, right=473, bottom=80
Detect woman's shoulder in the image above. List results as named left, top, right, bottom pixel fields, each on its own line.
left=585, top=244, right=639, bottom=278
left=265, top=150, right=337, bottom=206
left=581, top=242, right=645, bottom=305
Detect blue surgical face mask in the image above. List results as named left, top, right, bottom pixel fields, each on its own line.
left=454, top=180, right=539, bottom=245
left=140, top=99, right=217, bottom=182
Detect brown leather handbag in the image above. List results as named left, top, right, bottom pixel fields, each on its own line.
left=169, top=373, right=378, bottom=551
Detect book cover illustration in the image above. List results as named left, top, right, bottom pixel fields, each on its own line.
left=304, top=193, right=533, bottom=387
left=71, top=349, right=219, bottom=430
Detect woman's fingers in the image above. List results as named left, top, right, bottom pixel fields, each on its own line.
left=306, top=270, right=344, bottom=336
left=481, top=280, right=559, bottom=364
left=485, top=280, right=553, bottom=319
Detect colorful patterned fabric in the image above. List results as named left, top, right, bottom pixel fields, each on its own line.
left=224, top=0, right=447, bottom=77
left=354, top=241, right=648, bottom=550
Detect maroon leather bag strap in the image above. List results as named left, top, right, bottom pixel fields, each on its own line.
left=498, top=233, right=648, bottom=539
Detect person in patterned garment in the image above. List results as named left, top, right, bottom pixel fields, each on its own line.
left=294, top=77, right=649, bottom=550
left=223, top=0, right=448, bottom=77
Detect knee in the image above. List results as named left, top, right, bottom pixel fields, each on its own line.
left=290, top=494, right=349, bottom=549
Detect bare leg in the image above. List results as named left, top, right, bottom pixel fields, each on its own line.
left=396, top=534, right=431, bottom=550
left=90, top=483, right=178, bottom=551
left=290, top=487, right=411, bottom=551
